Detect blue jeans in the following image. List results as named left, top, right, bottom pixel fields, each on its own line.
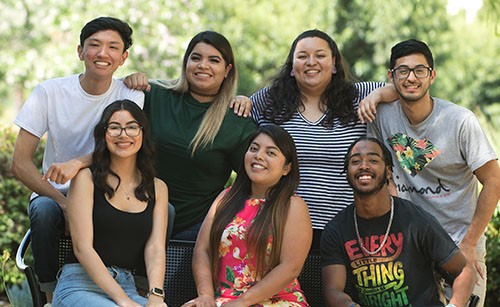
left=29, top=196, right=176, bottom=293
left=52, top=263, right=147, bottom=307
left=171, top=220, right=203, bottom=241
left=29, top=196, right=65, bottom=292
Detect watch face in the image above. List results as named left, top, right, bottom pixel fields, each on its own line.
left=152, top=287, right=164, bottom=295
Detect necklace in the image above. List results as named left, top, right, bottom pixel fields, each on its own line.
left=189, top=89, right=218, bottom=98
left=354, top=196, right=394, bottom=255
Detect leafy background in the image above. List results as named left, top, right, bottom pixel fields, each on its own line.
left=0, top=0, right=499, bottom=305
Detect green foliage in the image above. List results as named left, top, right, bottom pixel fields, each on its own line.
left=486, top=210, right=500, bottom=306
left=0, top=126, right=44, bottom=293
left=0, top=0, right=498, bottom=303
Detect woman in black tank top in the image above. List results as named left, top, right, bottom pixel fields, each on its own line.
left=53, top=100, right=169, bottom=307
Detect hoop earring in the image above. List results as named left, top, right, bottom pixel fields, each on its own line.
left=290, top=69, right=295, bottom=77
left=332, top=66, right=337, bottom=74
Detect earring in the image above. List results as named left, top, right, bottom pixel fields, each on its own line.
left=332, top=66, right=337, bottom=74
left=290, top=69, right=295, bottom=77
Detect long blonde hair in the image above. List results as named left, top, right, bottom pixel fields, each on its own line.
left=153, top=31, right=237, bottom=155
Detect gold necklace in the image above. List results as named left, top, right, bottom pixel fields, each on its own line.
left=354, top=197, right=394, bottom=255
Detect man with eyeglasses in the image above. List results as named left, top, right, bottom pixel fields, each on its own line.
left=10, top=17, right=144, bottom=306
left=365, top=39, right=500, bottom=307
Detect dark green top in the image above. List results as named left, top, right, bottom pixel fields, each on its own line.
left=145, top=83, right=257, bottom=232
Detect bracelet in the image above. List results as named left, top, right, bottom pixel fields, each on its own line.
left=350, top=303, right=357, bottom=307
left=445, top=305, right=456, bottom=307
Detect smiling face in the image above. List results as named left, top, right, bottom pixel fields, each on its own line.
left=185, top=42, right=232, bottom=98
left=105, top=110, right=143, bottom=159
left=244, top=133, right=291, bottom=195
left=78, top=30, right=128, bottom=80
left=346, top=140, right=391, bottom=196
left=292, top=36, right=334, bottom=94
left=389, top=53, right=436, bottom=104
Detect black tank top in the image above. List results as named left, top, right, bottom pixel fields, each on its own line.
left=66, top=179, right=155, bottom=270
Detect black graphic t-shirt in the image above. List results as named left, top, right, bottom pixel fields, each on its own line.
left=321, top=197, right=458, bottom=307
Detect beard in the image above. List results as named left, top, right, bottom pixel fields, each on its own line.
left=347, top=169, right=388, bottom=196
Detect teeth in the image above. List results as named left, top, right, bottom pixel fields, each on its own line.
left=196, top=73, right=210, bottom=77
left=252, top=163, right=265, bottom=169
left=305, top=70, right=319, bottom=74
left=359, top=175, right=371, bottom=180
left=95, top=61, right=110, bottom=66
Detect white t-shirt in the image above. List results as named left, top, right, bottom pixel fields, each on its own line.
left=14, top=74, right=144, bottom=194
left=368, top=98, right=497, bottom=247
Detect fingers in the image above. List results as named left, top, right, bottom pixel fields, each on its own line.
left=43, top=165, right=68, bottom=184
left=357, top=102, right=376, bottom=124
left=230, top=96, right=251, bottom=118
left=475, top=261, right=485, bottom=281
left=124, top=73, right=150, bottom=91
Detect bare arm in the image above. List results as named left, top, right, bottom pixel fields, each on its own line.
left=323, top=264, right=359, bottom=307
left=358, top=84, right=398, bottom=123
left=460, top=160, right=500, bottom=279
left=226, top=196, right=312, bottom=307
left=68, top=169, right=141, bottom=307
left=440, top=251, right=476, bottom=307
left=10, top=129, right=67, bottom=208
left=144, top=178, right=169, bottom=307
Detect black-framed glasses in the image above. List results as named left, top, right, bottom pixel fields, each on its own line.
left=105, top=124, right=143, bottom=137
left=390, top=66, right=432, bottom=79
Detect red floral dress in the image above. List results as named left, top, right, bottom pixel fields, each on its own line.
left=215, top=198, right=309, bottom=306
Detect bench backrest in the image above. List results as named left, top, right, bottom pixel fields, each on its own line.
left=165, top=239, right=324, bottom=307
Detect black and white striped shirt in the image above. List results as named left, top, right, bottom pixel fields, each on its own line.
left=251, top=82, right=385, bottom=229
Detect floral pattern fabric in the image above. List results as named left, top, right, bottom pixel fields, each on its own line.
left=215, top=198, right=309, bottom=307
left=387, top=132, right=441, bottom=177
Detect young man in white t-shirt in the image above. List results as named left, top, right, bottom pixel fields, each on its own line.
left=11, top=17, right=144, bottom=304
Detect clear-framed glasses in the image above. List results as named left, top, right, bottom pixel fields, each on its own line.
left=105, top=124, right=143, bottom=137
left=390, top=66, right=432, bottom=79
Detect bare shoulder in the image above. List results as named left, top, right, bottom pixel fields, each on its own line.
left=153, top=177, right=168, bottom=192
left=73, top=167, right=93, bottom=183
left=290, top=195, right=309, bottom=211
left=153, top=177, right=169, bottom=200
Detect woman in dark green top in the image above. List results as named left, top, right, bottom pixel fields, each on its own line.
left=128, top=31, right=256, bottom=240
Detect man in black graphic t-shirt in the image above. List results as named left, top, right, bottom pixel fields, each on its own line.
left=321, top=137, right=475, bottom=307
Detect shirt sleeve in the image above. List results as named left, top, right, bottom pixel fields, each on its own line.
left=228, top=117, right=257, bottom=171
left=420, top=207, right=460, bottom=267
left=250, top=86, right=270, bottom=124
left=13, top=84, right=49, bottom=138
left=320, top=219, right=348, bottom=267
left=458, top=112, right=497, bottom=172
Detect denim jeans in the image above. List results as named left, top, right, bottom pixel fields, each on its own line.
left=171, top=220, right=203, bottom=241
left=29, top=196, right=65, bottom=292
left=52, top=263, right=147, bottom=307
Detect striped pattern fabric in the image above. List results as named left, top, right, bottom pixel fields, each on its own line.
left=251, top=82, right=384, bottom=229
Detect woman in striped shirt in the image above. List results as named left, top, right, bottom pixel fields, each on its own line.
left=250, top=29, right=395, bottom=245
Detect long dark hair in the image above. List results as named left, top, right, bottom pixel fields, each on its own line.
left=264, top=29, right=358, bottom=126
left=92, top=100, right=155, bottom=201
left=155, top=31, right=237, bottom=155
left=208, top=125, right=300, bottom=284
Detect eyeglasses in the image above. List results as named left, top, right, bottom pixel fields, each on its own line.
left=390, top=66, right=432, bottom=79
left=105, top=124, right=143, bottom=137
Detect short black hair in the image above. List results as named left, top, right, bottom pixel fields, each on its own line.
left=79, top=17, right=133, bottom=51
left=390, top=39, right=434, bottom=69
left=343, top=136, right=393, bottom=173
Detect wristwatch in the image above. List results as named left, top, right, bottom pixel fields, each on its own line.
left=148, top=287, right=164, bottom=298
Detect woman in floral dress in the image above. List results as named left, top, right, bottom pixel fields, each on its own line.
left=183, top=124, right=312, bottom=307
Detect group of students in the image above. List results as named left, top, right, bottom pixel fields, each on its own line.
left=10, top=16, right=500, bottom=307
